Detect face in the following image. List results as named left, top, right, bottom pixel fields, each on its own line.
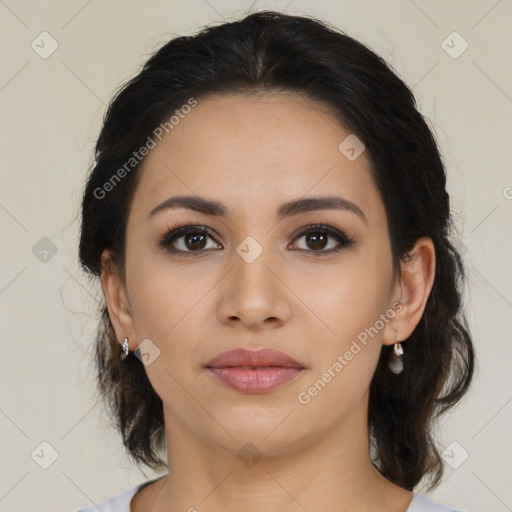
left=108, top=93, right=404, bottom=455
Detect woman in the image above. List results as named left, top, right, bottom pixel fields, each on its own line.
left=74, top=10, right=474, bottom=512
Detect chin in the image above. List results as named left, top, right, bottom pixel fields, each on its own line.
left=204, top=408, right=309, bottom=455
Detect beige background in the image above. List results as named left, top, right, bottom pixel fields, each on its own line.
left=0, top=1, right=511, bottom=511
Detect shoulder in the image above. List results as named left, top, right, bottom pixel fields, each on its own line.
left=71, top=475, right=165, bottom=512
left=408, top=493, right=468, bottom=512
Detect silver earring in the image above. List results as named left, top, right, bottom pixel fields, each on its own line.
left=121, top=337, right=130, bottom=361
left=388, top=334, right=404, bottom=374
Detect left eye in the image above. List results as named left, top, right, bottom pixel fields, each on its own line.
left=291, top=224, right=355, bottom=255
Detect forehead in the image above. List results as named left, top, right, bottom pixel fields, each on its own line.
left=130, top=93, right=384, bottom=226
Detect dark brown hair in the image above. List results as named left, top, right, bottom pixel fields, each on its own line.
left=78, top=10, right=475, bottom=491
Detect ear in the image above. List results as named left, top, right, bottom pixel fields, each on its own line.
left=383, top=236, right=436, bottom=346
left=100, top=248, right=137, bottom=352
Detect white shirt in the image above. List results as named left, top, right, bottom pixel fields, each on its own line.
left=72, top=476, right=467, bottom=512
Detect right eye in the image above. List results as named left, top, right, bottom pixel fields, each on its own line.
left=159, top=225, right=222, bottom=256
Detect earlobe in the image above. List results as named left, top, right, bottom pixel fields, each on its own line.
left=384, top=237, right=436, bottom=346
left=100, top=249, right=136, bottom=346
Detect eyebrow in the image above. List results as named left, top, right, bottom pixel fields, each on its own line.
left=146, top=194, right=367, bottom=225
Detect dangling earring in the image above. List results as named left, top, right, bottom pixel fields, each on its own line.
left=388, top=333, right=404, bottom=374
left=121, top=337, right=130, bottom=361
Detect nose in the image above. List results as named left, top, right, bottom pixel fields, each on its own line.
left=217, top=243, right=292, bottom=330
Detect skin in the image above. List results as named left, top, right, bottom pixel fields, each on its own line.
left=101, top=92, right=435, bottom=512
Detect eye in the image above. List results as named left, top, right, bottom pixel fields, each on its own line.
left=158, top=222, right=355, bottom=257
left=291, top=224, right=355, bottom=256
left=159, top=225, right=221, bottom=255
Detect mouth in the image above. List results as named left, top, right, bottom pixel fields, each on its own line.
left=206, top=367, right=305, bottom=393
left=204, top=347, right=306, bottom=394
left=205, top=347, right=305, bottom=369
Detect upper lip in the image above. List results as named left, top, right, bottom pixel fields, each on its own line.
left=205, top=348, right=305, bottom=369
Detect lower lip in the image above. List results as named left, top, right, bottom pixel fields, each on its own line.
left=207, top=367, right=304, bottom=393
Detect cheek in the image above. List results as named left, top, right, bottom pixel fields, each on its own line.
left=125, top=241, right=212, bottom=338
left=299, top=255, right=393, bottom=400
left=125, top=258, right=207, bottom=393
left=304, top=256, right=392, bottom=340
left=125, top=254, right=222, bottom=391
left=297, top=270, right=389, bottom=413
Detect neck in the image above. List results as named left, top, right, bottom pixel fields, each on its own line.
left=149, top=398, right=413, bottom=512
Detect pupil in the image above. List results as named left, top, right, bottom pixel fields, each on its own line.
left=186, top=233, right=206, bottom=250
left=307, top=232, right=327, bottom=250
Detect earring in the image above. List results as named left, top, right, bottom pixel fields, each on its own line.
left=121, top=337, right=130, bottom=361
left=388, top=334, right=404, bottom=374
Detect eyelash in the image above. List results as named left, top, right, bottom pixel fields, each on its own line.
left=158, top=223, right=355, bottom=257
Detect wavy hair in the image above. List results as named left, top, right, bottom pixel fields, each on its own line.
left=78, top=10, right=475, bottom=491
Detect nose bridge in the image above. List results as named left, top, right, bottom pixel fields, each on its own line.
left=218, top=234, right=290, bottom=326
left=232, top=235, right=279, bottom=300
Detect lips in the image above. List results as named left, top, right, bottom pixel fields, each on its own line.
left=205, top=347, right=305, bottom=369
left=204, top=348, right=306, bottom=394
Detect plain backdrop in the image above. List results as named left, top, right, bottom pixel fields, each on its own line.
left=0, top=1, right=511, bottom=511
